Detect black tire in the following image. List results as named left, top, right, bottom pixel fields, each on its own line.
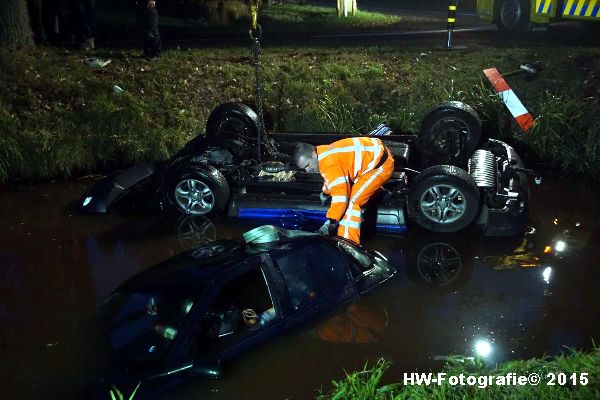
left=408, top=165, right=480, bottom=233
left=168, top=164, right=230, bottom=217
left=495, top=0, right=531, bottom=33
left=416, top=101, right=482, bottom=166
left=406, top=233, right=473, bottom=294
left=205, top=102, right=260, bottom=142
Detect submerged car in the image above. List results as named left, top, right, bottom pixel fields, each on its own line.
left=94, top=226, right=394, bottom=397
left=81, top=101, right=532, bottom=236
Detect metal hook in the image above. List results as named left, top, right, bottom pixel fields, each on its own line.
left=249, top=24, right=262, bottom=41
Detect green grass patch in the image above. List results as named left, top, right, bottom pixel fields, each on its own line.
left=318, top=348, right=600, bottom=399
left=96, top=1, right=423, bottom=40
left=1, top=44, right=599, bottom=184
left=260, top=3, right=406, bottom=32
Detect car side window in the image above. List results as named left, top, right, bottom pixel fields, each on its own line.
left=271, top=241, right=353, bottom=310
left=199, top=264, right=278, bottom=355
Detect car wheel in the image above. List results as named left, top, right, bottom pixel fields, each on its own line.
left=408, top=165, right=480, bottom=233
left=169, top=164, right=230, bottom=216
left=406, top=233, right=473, bottom=294
left=191, top=243, right=228, bottom=259
left=176, top=215, right=217, bottom=250
left=496, top=0, right=531, bottom=32
left=206, top=102, right=259, bottom=142
left=416, top=101, right=482, bottom=166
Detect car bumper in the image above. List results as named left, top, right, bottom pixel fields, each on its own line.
left=80, top=162, right=156, bottom=213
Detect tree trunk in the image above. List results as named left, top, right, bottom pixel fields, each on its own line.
left=0, top=0, right=34, bottom=49
left=337, top=0, right=358, bottom=17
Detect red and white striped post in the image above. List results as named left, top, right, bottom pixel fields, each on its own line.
left=483, top=68, right=536, bottom=132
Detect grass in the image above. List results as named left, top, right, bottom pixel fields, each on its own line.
left=318, top=347, right=600, bottom=399
left=0, top=43, right=599, bottom=184
left=95, top=2, right=418, bottom=41
left=259, top=4, right=408, bottom=32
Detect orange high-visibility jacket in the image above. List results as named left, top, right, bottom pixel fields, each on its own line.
left=316, top=137, right=389, bottom=221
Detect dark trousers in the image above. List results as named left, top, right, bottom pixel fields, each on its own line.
left=27, top=0, right=47, bottom=43
left=136, top=5, right=161, bottom=57
left=72, top=0, right=96, bottom=40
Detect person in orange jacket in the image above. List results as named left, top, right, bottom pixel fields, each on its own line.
left=294, top=137, right=394, bottom=245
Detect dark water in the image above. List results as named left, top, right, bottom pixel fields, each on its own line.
left=1, top=177, right=599, bottom=399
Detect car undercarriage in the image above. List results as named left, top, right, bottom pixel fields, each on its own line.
left=81, top=101, right=533, bottom=237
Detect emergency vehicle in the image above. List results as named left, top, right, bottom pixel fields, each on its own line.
left=477, top=0, right=600, bottom=31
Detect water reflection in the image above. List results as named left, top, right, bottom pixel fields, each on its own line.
left=315, top=304, right=389, bottom=343
left=1, top=177, right=599, bottom=399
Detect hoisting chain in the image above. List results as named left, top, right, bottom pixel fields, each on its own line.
left=249, top=0, right=278, bottom=162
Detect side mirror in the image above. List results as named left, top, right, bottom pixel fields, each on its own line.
left=193, top=357, right=223, bottom=379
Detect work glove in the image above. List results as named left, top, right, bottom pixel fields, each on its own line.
left=319, top=192, right=330, bottom=205
left=318, top=219, right=339, bottom=236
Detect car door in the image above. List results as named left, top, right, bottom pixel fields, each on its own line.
left=268, top=239, right=360, bottom=328
left=193, top=256, right=287, bottom=362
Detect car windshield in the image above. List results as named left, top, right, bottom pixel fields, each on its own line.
left=336, top=240, right=375, bottom=271
left=100, top=291, right=195, bottom=367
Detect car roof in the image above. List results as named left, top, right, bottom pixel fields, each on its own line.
left=117, top=235, right=330, bottom=295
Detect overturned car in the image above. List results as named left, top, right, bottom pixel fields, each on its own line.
left=81, top=102, right=532, bottom=236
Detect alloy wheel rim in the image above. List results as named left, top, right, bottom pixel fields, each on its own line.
left=174, top=179, right=215, bottom=215
left=419, top=184, right=466, bottom=224
left=417, top=242, right=462, bottom=286
left=177, top=216, right=217, bottom=250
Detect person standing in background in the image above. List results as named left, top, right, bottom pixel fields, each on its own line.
left=27, top=0, right=47, bottom=44
left=71, top=0, right=96, bottom=49
left=136, top=0, right=161, bottom=59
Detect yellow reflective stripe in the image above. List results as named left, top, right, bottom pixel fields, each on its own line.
left=564, top=0, right=575, bottom=15
left=574, top=0, right=586, bottom=15
left=339, top=220, right=361, bottom=229
left=586, top=0, right=597, bottom=16
left=344, top=209, right=362, bottom=218
left=449, top=5, right=457, bottom=10
left=317, top=144, right=379, bottom=160
left=328, top=176, right=349, bottom=189
left=543, top=0, right=552, bottom=13
left=535, top=0, right=543, bottom=12
left=353, top=138, right=362, bottom=179
left=350, top=167, right=384, bottom=203
left=366, top=138, right=382, bottom=173
left=448, top=18, right=456, bottom=22
left=343, top=201, right=353, bottom=238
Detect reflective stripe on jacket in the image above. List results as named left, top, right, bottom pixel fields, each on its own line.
left=316, top=137, right=388, bottom=221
